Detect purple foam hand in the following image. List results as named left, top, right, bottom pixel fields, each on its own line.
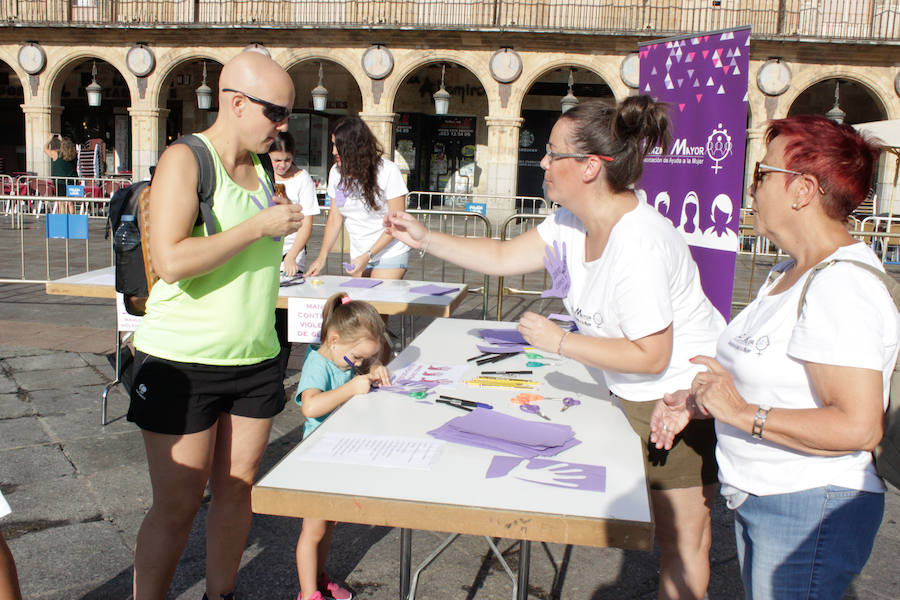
left=541, top=241, right=570, bottom=298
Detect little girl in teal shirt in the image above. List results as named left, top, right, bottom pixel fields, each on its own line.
left=294, top=292, right=391, bottom=600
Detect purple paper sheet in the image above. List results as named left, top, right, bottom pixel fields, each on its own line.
left=340, top=278, right=383, bottom=288
left=428, top=426, right=580, bottom=458
left=409, top=284, right=459, bottom=296
left=476, top=344, right=528, bottom=354
left=427, top=408, right=581, bottom=458
left=447, top=408, right=574, bottom=445
left=485, top=456, right=606, bottom=492
left=477, top=329, right=528, bottom=345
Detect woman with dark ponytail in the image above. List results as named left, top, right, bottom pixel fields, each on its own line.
left=386, top=96, right=724, bottom=599
left=307, top=116, right=409, bottom=280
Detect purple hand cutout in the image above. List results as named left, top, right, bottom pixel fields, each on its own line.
left=541, top=241, right=570, bottom=299
left=332, top=186, right=348, bottom=208
left=485, top=456, right=606, bottom=492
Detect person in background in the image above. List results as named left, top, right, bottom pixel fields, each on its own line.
left=271, top=131, right=320, bottom=277
left=293, top=292, right=391, bottom=600
left=127, top=51, right=303, bottom=600
left=651, top=115, right=898, bottom=600
left=270, top=131, right=321, bottom=373
left=305, top=116, right=408, bottom=281
left=385, top=97, right=725, bottom=600
left=43, top=134, right=77, bottom=209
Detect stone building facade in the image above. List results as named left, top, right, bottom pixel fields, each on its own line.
left=1, top=1, right=898, bottom=223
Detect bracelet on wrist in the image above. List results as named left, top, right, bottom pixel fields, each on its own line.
left=751, top=405, right=770, bottom=439
left=419, top=230, right=432, bottom=258
left=557, top=330, right=570, bottom=356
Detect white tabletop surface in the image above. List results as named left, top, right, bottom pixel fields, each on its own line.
left=46, top=266, right=468, bottom=316
left=253, top=318, right=652, bottom=548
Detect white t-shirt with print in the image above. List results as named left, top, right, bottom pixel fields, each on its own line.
left=536, top=193, right=725, bottom=400
left=327, top=157, right=409, bottom=260
left=280, top=168, right=321, bottom=270
left=715, top=242, right=899, bottom=496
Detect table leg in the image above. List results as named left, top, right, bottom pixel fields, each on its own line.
left=516, top=540, right=531, bottom=600
left=400, top=527, right=412, bottom=600
left=100, top=329, right=124, bottom=426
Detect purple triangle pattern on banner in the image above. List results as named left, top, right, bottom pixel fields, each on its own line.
left=638, top=28, right=751, bottom=321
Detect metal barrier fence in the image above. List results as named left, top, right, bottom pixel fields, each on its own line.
left=0, top=196, right=112, bottom=283
left=5, top=197, right=899, bottom=319
left=496, top=212, right=553, bottom=321
left=3, top=175, right=133, bottom=228
left=407, top=209, right=492, bottom=319
left=407, top=191, right=549, bottom=214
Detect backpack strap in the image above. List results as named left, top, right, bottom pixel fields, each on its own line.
left=765, top=259, right=795, bottom=287
left=171, top=134, right=278, bottom=235
left=796, top=258, right=900, bottom=318
left=257, top=151, right=276, bottom=192
left=171, top=134, right=219, bottom=235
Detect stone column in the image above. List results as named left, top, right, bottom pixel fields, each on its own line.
left=360, top=112, right=398, bottom=159
left=484, top=116, right=524, bottom=230
left=20, top=103, right=61, bottom=176
left=128, top=107, right=168, bottom=181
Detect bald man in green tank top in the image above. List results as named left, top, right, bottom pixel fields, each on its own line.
left=128, top=50, right=303, bottom=600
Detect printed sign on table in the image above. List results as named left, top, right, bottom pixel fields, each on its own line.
left=115, top=293, right=142, bottom=332
left=639, top=27, right=751, bottom=320
left=287, top=297, right=327, bottom=343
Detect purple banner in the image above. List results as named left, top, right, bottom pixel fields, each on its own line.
left=639, top=28, right=751, bottom=320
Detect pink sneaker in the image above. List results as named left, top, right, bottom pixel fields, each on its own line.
left=298, top=592, right=325, bottom=600
left=319, top=573, right=353, bottom=600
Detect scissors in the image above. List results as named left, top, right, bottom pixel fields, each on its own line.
left=520, top=403, right=551, bottom=421
left=561, top=397, right=581, bottom=412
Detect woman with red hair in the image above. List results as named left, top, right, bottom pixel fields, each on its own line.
left=651, top=115, right=899, bottom=599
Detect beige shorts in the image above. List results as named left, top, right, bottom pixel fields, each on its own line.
left=619, top=396, right=719, bottom=491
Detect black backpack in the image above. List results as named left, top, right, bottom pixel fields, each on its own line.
left=107, top=134, right=275, bottom=316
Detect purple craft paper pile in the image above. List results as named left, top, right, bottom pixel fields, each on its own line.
left=428, top=408, right=580, bottom=458
left=340, top=278, right=383, bottom=288
left=409, top=284, right=458, bottom=296
left=477, top=329, right=528, bottom=345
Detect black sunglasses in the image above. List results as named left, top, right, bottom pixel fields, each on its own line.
left=222, top=88, right=291, bottom=123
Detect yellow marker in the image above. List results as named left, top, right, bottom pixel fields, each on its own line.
left=309, top=279, right=323, bottom=286
left=465, top=377, right=539, bottom=390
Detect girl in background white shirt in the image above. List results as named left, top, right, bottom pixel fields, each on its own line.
left=306, top=116, right=409, bottom=280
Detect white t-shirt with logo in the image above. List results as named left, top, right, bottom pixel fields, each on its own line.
left=280, top=168, right=321, bottom=270
left=327, top=157, right=409, bottom=260
left=536, top=193, right=725, bottom=400
left=715, top=242, right=899, bottom=496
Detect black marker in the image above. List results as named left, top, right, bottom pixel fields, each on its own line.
left=436, top=398, right=473, bottom=412
left=481, top=370, right=533, bottom=375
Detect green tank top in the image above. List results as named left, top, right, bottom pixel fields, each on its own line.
left=134, top=134, right=281, bottom=365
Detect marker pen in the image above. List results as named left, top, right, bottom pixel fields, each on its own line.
left=438, top=395, right=493, bottom=410
left=436, top=398, right=472, bottom=412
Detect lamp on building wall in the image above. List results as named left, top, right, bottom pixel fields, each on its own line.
left=196, top=61, right=212, bottom=110
left=433, top=64, right=451, bottom=116
left=86, top=61, right=102, bottom=107
left=311, top=63, right=328, bottom=112
left=825, top=80, right=846, bottom=124
left=561, top=69, right=578, bottom=113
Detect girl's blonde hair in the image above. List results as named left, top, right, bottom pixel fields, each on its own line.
left=320, top=293, right=390, bottom=365
left=60, top=137, right=77, bottom=161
